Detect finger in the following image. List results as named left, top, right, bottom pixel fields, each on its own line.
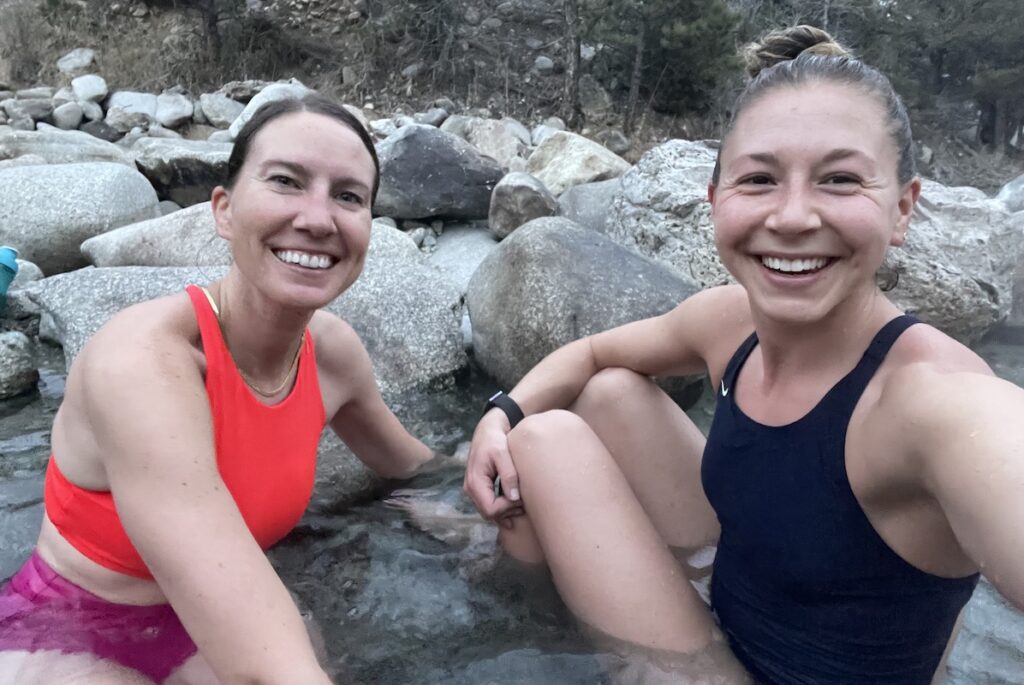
left=465, top=469, right=505, bottom=519
left=492, top=450, right=521, bottom=502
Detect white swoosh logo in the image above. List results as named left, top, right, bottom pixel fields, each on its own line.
left=721, top=380, right=729, bottom=397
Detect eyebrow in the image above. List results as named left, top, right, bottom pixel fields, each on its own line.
left=734, top=148, right=870, bottom=166
left=259, top=159, right=371, bottom=192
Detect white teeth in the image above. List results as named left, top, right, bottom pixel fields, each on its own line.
left=761, top=256, right=829, bottom=273
left=273, top=250, right=334, bottom=269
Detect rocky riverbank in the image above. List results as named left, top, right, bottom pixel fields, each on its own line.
left=1, top=52, right=1023, bottom=682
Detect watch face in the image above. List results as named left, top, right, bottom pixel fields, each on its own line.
left=488, top=391, right=503, bottom=402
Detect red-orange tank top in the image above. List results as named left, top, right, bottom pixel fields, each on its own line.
left=44, top=284, right=326, bottom=580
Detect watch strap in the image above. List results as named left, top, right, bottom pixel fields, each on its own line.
left=484, top=391, right=525, bottom=429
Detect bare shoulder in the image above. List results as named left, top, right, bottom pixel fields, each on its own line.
left=671, top=284, right=754, bottom=378
left=307, top=309, right=371, bottom=378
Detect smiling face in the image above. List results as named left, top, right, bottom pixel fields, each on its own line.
left=211, top=110, right=376, bottom=310
left=709, top=81, right=920, bottom=325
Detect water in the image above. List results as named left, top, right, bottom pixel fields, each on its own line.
left=1, top=331, right=1023, bottom=683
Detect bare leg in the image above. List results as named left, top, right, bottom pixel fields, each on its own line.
left=500, top=368, right=718, bottom=564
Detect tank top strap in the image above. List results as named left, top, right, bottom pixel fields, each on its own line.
left=184, top=284, right=230, bottom=377
left=721, top=331, right=759, bottom=392
left=828, top=314, right=919, bottom=414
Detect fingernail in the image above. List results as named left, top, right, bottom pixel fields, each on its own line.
left=510, top=487, right=520, bottom=501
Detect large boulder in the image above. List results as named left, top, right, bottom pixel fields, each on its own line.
left=605, top=140, right=1024, bottom=345
left=947, top=579, right=1024, bottom=684
left=71, top=74, right=108, bottom=104
left=488, top=172, right=558, bottom=239
left=227, top=80, right=312, bottom=139
left=996, top=173, right=1024, bottom=213
left=375, top=124, right=504, bottom=220
left=440, top=116, right=530, bottom=170
left=0, top=331, right=37, bottom=398
left=26, top=223, right=466, bottom=395
left=558, top=177, right=623, bottom=234
left=131, top=137, right=232, bottom=206
left=526, top=130, right=630, bottom=197
left=0, top=476, right=44, bottom=580
left=156, top=91, right=195, bottom=129
left=0, top=162, right=160, bottom=274
left=198, top=93, right=244, bottom=129
left=56, top=48, right=96, bottom=75
left=0, top=128, right=134, bottom=166
left=467, top=216, right=700, bottom=392
left=81, top=201, right=226, bottom=267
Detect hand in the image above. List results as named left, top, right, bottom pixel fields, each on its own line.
left=464, top=409, right=524, bottom=528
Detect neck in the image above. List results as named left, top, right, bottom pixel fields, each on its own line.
left=750, top=286, right=900, bottom=389
left=214, top=268, right=312, bottom=381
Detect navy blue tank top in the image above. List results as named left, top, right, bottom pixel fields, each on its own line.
left=701, top=315, right=978, bottom=684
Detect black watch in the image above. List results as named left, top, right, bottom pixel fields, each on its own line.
left=484, top=391, right=525, bottom=429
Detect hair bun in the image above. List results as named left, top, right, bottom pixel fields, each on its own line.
left=742, top=25, right=851, bottom=79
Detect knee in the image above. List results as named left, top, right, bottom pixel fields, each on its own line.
left=507, top=410, right=590, bottom=465
left=578, top=367, right=653, bottom=410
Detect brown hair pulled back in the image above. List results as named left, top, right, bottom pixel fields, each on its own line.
left=713, top=25, right=915, bottom=185
left=225, top=93, right=381, bottom=205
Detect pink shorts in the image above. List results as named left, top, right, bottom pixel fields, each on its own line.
left=0, top=552, right=197, bottom=683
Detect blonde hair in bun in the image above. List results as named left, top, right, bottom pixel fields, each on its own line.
left=741, top=25, right=851, bottom=79
left=712, top=24, right=916, bottom=186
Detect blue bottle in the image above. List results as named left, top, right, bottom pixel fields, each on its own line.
left=0, top=246, right=19, bottom=317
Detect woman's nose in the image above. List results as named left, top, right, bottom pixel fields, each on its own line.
left=764, top=183, right=822, bottom=234
left=292, top=191, right=335, bottom=235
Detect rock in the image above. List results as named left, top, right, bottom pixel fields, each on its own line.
left=3, top=98, right=53, bottom=123
left=533, top=55, right=555, bottom=73
left=2, top=103, right=34, bottom=130
left=147, top=125, right=182, bottom=139
left=370, top=118, right=398, bottom=139
left=996, top=173, right=1024, bottom=213
left=526, top=131, right=630, bottom=196
left=217, top=79, right=271, bottom=103
left=401, top=62, right=425, bottom=79
left=199, top=93, right=244, bottom=129
left=558, top=177, right=623, bottom=234
left=606, top=140, right=1024, bottom=345
left=0, top=476, right=44, bottom=581
left=158, top=200, right=182, bottom=215
left=414, top=107, right=449, bottom=127
left=342, top=66, right=359, bottom=86
left=0, top=155, right=45, bottom=170
left=1011, top=266, right=1024, bottom=330
left=433, top=97, right=457, bottom=114
left=28, top=224, right=465, bottom=394
left=428, top=223, right=498, bottom=295
left=0, top=162, right=159, bottom=274
left=579, top=74, right=614, bottom=123
left=80, top=100, right=103, bottom=122
left=52, top=87, right=75, bottom=108
left=946, top=579, right=1024, bottom=684
left=0, top=331, right=37, bottom=398
left=0, top=128, right=132, bottom=165
left=884, top=181, right=1023, bottom=343
left=375, top=124, right=504, bottom=220
left=105, top=108, right=151, bottom=134
left=106, top=91, right=158, bottom=119
left=594, top=128, right=630, bottom=157
left=56, top=48, right=96, bottom=75
left=440, top=116, right=530, bottom=170
left=52, top=102, right=83, bottom=130
left=156, top=91, right=195, bottom=129
left=131, top=137, right=232, bottom=206
left=227, top=80, right=312, bottom=138
left=15, top=87, right=54, bottom=100
left=10, top=259, right=43, bottom=289
left=80, top=201, right=227, bottom=267
left=488, top=172, right=558, bottom=239
left=531, top=124, right=561, bottom=146
left=208, top=130, right=233, bottom=143
left=71, top=74, right=108, bottom=103
left=81, top=120, right=122, bottom=142
left=467, top=216, right=700, bottom=392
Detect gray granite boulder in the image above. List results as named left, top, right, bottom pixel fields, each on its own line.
left=131, top=137, right=232, bottom=206
left=106, top=91, right=157, bottom=119
left=526, top=130, right=630, bottom=196
left=71, top=74, right=108, bottom=104
left=52, top=102, right=83, bottom=130
left=375, top=124, right=504, bottom=220
left=440, top=116, right=530, bottom=170
left=227, top=80, right=313, bottom=139
left=947, top=579, right=1024, bottom=684
left=558, top=177, right=623, bottom=234
left=80, top=201, right=225, bottom=267
left=467, top=216, right=700, bottom=394
left=0, top=331, right=37, bottom=398
left=996, top=173, right=1024, bottom=213
left=0, top=162, right=160, bottom=274
left=488, top=172, right=558, bottom=239
left=56, top=48, right=96, bottom=75
left=156, top=91, right=195, bottom=129
left=5, top=98, right=53, bottom=123
left=10, top=259, right=43, bottom=290
left=428, top=223, right=499, bottom=295
left=27, top=223, right=465, bottom=394
left=0, top=476, right=44, bottom=580
left=199, top=93, right=244, bottom=129
left=20, top=120, right=138, bottom=156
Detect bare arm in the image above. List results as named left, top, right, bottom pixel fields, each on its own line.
left=465, top=285, right=750, bottom=520
left=321, top=316, right=433, bottom=479
left=82, top=323, right=331, bottom=685
left=910, top=369, right=1024, bottom=608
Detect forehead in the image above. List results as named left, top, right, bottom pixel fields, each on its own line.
left=246, top=111, right=375, bottom=180
left=724, top=82, right=894, bottom=166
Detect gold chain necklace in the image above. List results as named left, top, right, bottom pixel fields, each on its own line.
left=207, top=286, right=304, bottom=398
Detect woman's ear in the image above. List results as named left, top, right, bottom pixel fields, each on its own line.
left=211, top=186, right=232, bottom=241
left=891, top=177, right=921, bottom=247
